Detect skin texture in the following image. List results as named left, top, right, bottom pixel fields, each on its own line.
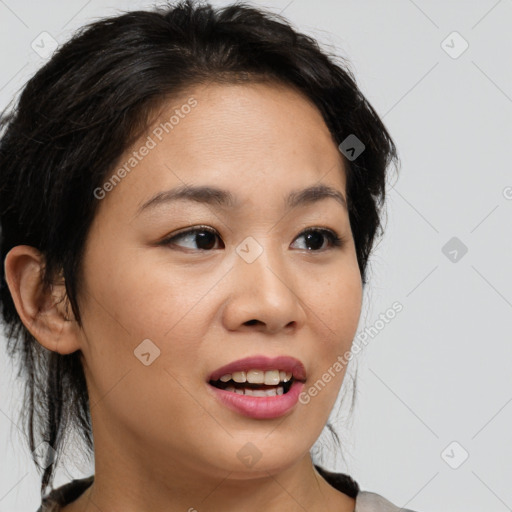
left=5, top=82, right=362, bottom=512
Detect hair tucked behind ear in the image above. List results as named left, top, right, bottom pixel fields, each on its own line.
left=0, top=0, right=399, bottom=497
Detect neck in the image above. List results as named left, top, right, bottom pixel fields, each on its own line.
left=63, top=451, right=355, bottom=512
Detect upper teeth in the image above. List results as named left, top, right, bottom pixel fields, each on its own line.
left=218, top=370, right=292, bottom=385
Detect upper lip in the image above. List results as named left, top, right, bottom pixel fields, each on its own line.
left=208, top=355, right=307, bottom=382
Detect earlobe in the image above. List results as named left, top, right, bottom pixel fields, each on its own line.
left=4, top=245, right=82, bottom=355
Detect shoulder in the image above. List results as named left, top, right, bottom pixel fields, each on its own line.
left=313, top=465, right=419, bottom=512
left=355, top=490, right=419, bottom=512
left=36, top=475, right=94, bottom=512
left=314, top=464, right=359, bottom=497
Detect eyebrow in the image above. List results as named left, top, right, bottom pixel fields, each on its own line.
left=136, top=183, right=347, bottom=215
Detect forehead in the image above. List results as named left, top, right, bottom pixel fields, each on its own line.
left=98, top=81, right=347, bottom=216
left=163, top=81, right=340, bottom=167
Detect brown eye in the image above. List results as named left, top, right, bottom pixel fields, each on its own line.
left=291, top=228, right=343, bottom=251
left=161, top=226, right=343, bottom=252
left=162, top=227, right=223, bottom=251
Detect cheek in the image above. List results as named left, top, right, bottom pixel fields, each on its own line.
left=309, top=266, right=362, bottom=344
left=79, top=241, right=224, bottom=403
left=78, top=245, right=211, bottom=437
left=303, top=265, right=361, bottom=403
left=83, top=241, right=213, bottom=340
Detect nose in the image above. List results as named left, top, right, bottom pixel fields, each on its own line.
left=221, top=240, right=307, bottom=334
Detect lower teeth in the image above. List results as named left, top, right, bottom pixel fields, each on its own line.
left=225, top=386, right=284, bottom=396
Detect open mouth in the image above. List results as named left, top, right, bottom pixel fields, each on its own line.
left=208, top=375, right=295, bottom=396
left=206, top=363, right=306, bottom=418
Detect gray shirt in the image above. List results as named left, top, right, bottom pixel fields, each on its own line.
left=355, top=491, right=418, bottom=511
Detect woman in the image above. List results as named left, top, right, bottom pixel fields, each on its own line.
left=0, top=1, right=414, bottom=511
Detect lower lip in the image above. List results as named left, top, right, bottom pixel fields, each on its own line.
left=207, top=380, right=305, bottom=419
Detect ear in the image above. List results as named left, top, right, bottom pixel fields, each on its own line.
left=3, top=245, right=82, bottom=355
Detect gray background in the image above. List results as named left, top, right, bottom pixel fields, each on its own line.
left=0, top=1, right=511, bottom=511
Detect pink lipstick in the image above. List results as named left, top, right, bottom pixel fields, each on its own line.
left=206, top=355, right=306, bottom=419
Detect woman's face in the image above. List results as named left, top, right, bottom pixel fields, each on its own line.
left=77, top=81, right=363, bottom=479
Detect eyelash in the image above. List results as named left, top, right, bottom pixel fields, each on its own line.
left=160, top=225, right=345, bottom=252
